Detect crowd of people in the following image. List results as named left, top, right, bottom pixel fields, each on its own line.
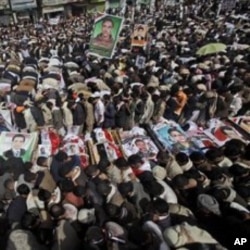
left=0, top=2, right=250, bottom=250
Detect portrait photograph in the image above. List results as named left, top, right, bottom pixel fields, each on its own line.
left=89, top=14, right=123, bottom=58
left=0, top=132, right=38, bottom=162
left=67, top=125, right=81, bottom=136
left=40, top=128, right=51, bottom=144
left=38, top=144, right=51, bottom=157
left=122, top=135, right=158, bottom=160
left=131, top=24, right=148, bottom=47
left=104, top=141, right=121, bottom=162
left=64, top=143, right=80, bottom=156
left=153, top=124, right=200, bottom=155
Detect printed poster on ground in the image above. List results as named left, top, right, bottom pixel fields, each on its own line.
left=153, top=123, right=201, bottom=155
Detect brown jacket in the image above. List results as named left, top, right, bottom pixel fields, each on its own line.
left=84, top=100, right=94, bottom=133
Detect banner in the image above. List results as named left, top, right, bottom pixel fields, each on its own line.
left=89, top=14, right=123, bottom=58
left=0, top=0, right=9, bottom=10
left=0, top=132, right=38, bottom=162
left=131, top=24, right=148, bottom=47
left=10, top=0, right=37, bottom=11
left=135, top=55, right=146, bottom=69
left=42, top=0, right=78, bottom=6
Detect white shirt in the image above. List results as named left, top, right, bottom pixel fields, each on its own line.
left=94, top=99, right=105, bottom=125
left=158, top=180, right=178, bottom=204
left=230, top=93, right=242, bottom=116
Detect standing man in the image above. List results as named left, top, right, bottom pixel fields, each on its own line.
left=92, top=92, right=105, bottom=128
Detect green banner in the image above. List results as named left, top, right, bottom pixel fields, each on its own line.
left=89, top=14, right=123, bottom=58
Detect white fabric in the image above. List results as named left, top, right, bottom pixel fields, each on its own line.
left=158, top=180, right=178, bottom=204
left=94, top=99, right=105, bottom=124
left=143, top=221, right=170, bottom=250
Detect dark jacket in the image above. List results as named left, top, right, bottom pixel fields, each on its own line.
left=7, top=196, right=27, bottom=224
left=115, top=103, right=130, bottom=130
left=103, top=102, right=116, bottom=128
left=30, top=106, right=45, bottom=127
left=73, top=102, right=86, bottom=126
left=3, top=148, right=26, bottom=159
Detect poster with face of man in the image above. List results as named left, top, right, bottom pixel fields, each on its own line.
left=0, top=132, right=38, bottom=162
left=121, top=135, right=159, bottom=160
left=153, top=123, right=200, bottom=155
left=89, top=14, right=123, bottom=58
left=204, top=120, right=246, bottom=146
left=131, top=24, right=148, bottom=47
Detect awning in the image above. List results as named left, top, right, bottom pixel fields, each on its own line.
left=42, top=6, right=64, bottom=14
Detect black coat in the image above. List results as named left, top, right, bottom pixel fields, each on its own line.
left=115, top=103, right=130, bottom=130
left=3, top=148, right=26, bottom=159
left=73, top=102, right=86, bottom=126
left=30, top=106, right=45, bottom=127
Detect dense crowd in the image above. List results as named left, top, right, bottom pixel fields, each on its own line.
left=0, top=3, right=250, bottom=250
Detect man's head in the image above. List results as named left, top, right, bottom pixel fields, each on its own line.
left=12, top=134, right=25, bottom=150
left=135, top=139, right=148, bottom=152
left=101, top=18, right=114, bottom=39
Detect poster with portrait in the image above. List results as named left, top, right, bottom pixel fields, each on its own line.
left=64, top=143, right=80, bottom=156
left=121, top=134, right=158, bottom=160
left=103, top=141, right=121, bottom=162
left=0, top=132, right=38, bottom=162
left=62, top=135, right=90, bottom=168
left=204, top=120, right=246, bottom=146
left=153, top=123, right=200, bottom=155
left=89, top=14, right=123, bottom=58
left=38, top=144, right=51, bottom=157
left=131, top=24, right=148, bottom=47
left=229, top=116, right=250, bottom=134
left=186, top=129, right=218, bottom=150
left=135, top=55, right=146, bottom=69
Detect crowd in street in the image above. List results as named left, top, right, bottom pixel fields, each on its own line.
left=0, top=3, right=250, bottom=250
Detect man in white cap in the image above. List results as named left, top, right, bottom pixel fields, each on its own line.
left=92, top=92, right=105, bottom=127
